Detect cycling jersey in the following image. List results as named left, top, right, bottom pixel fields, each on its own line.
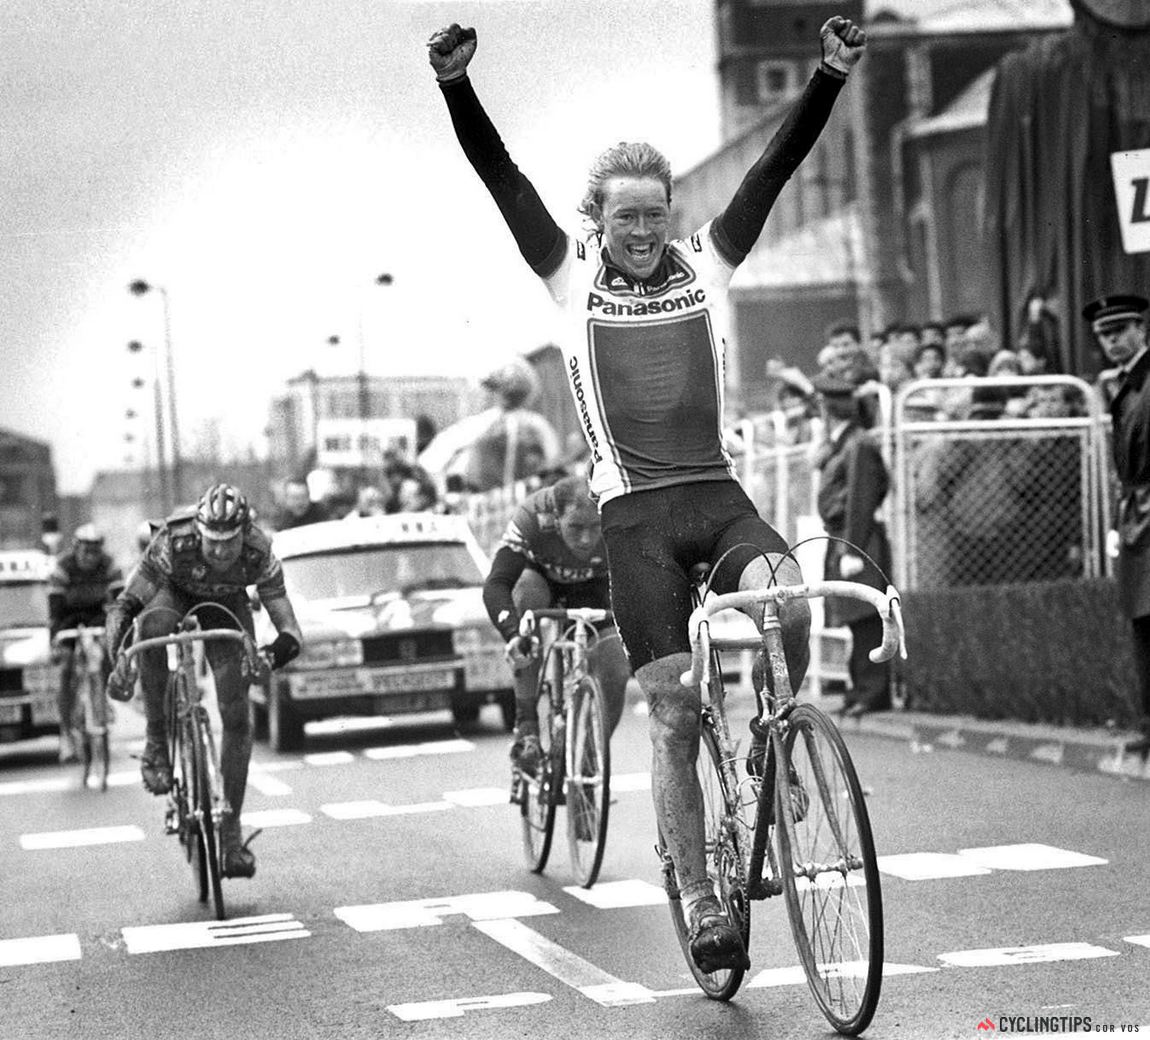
left=439, top=65, right=845, bottom=505
left=48, top=550, right=123, bottom=635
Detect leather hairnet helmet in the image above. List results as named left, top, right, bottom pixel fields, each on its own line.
left=195, top=483, right=249, bottom=540
left=73, top=523, right=104, bottom=547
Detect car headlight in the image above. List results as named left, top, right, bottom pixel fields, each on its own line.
left=294, top=638, right=363, bottom=669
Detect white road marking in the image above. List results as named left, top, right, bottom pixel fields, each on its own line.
left=0, top=934, right=82, bottom=967
left=247, top=771, right=293, bottom=796
left=0, top=777, right=70, bottom=797
left=240, top=808, right=312, bottom=828
left=363, top=738, right=474, bottom=760
left=563, top=880, right=667, bottom=909
left=104, top=770, right=142, bottom=788
left=985, top=737, right=1009, bottom=755
left=20, top=825, right=146, bottom=850
left=250, top=760, right=303, bottom=774
left=749, top=961, right=937, bottom=988
left=938, top=942, right=1119, bottom=968
left=335, top=891, right=559, bottom=931
left=957, top=843, right=1107, bottom=871
left=444, top=787, right=507, bottom=807
left=877, top=852, right=992, bottom=880
left=473, top=919, right=656, bottom=1007
left=122, top=913, right=310, bottom=954
left=388, top=991, right=551, bottom=1021
left=303, top=751, right=355, bottom=767
left=320, top=800, right=452, bottom=819
left=1031, top=743, right=1065, bottom=765
left=610, top=772, right=651, bottom=792
left=1124, top=934, right=1150, bottom=949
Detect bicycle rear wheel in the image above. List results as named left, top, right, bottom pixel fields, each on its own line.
left=775, top=704, right=882, bottom=1035
left=566, top=675, right=610, bottom=888
left=189, top=709, right=226, bottom=921
left=520, top=677, right=559, bottom=873
left=662, top=723, right=749, bottom=1001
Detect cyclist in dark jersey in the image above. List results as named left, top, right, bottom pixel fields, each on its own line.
left=430, top=15, right=865, bottom=973
left=483, top=474, right=630, bottom=774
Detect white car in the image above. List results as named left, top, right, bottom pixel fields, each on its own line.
left=250, top=513, right=513, bottom=751
left=0, top=551, right=56, bottom=744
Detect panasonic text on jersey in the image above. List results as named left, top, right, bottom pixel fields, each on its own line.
left=568, top=357, right=603, bottom=463
left=585, top=287, right=706, bottom=316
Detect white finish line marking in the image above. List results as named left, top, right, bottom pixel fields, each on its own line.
left=321, top=800, right=453, bottom=820
left=444, top=788, right=507, bottom=807
left=389, top=991, right=551, bottom=1022
left=240, top=808, right=312, bottom=828
left=0, top=934, right=82, bottom=967
left=957, top=843, right=1108, bottom=871
left=247, top=771, right=293, bottom=796
left=363, top=738, right=474, bottom=761
left=21, top=825, right=146, bottom=850
left=877, top=853, right=992, bottom=880
left=474, top=918, right=656, bottom=1007
left=122, top=913, right=310, bottom=954
left=335, top=891, right=559, bottom=931
left=938, top=942, right=1119, bottom=968
left=564, top=879, right=667, bottom=909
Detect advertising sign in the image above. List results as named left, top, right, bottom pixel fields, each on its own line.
left=316, top=418, right=416, bottom=469
left=1110, top=148, right=1150, bottom=254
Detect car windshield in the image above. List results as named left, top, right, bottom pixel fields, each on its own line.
left=281, top=542, right=485, bottom=602
left=0, top=582, right=49, bottom=628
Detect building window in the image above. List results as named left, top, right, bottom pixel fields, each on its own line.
left=755, top=60, right=797, bottom=105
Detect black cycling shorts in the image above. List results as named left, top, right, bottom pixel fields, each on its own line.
left=600, top=480, right=788, bottom=668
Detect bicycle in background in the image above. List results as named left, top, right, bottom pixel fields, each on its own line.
left=117, top=605, right=267, bottom=921
left=661, top=567, right=905, bottom=1035
left=53, top=624, right=110, bottom=791
left=512, top=607, right=613, bottom=888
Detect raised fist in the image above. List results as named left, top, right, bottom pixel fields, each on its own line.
left=820, top=16, right=866, bottom=75
left=427, top=23, right=477, bottom=83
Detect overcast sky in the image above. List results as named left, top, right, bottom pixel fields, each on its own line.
left=1, top=0, right=721, bottom=492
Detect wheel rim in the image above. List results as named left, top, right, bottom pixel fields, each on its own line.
left=778, top=705, right=882, bottom=1034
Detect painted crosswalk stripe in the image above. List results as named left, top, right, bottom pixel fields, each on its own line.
left=957, top=843, right=1107, bottom=871
left=0, top=934, right=82, bottom=967
left=563, top=879, right=667, bottom=909
left=388, top=991, right=551, bottom=1022
left=247, top=771, right=293, bottom=796
left=937, top=942, right=1119, bottom=968
left=21, top=825, right=146, bottom=850
left=336, top=891, right=559, bottom=931
left=474, top=918, right=656, bottom=1007
left=240, top=808, right=311, bottom=828
left=122, top=913, right=310, bottom=954
left=363, top=738, right=474, bottom=761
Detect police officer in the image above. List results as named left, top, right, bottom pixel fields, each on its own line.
left=48, top=525, right=123, bottom=763
left=1084, top=293, right=1150, bottom=753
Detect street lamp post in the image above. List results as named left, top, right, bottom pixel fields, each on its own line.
left=129, top=279, right=183, bottom=505
left=128, top=338, right=170, bottom=513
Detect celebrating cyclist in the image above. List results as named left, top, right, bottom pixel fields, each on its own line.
left=48, top=524, right=124, bottom=763
left=104, top=483, right=303, bottom=879
left=429, top=14, right=865, bottom=972
left=482, top=474, right=630, bottom=774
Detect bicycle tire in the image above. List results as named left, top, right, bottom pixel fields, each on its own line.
left=165, top=676, right=195, bottom=870
left=89, top=669, right=110, bottom=793
left=662, top=724, right=749, bottom=1001
left=75, top=669, right=93, bottom=789
left=775, top=703, right=883, bottom=1036
left=566, top=675, right=610, bottom=888
left=520, top=674, right=559, bottom=873
left=189, top=709, right=226, bottom=920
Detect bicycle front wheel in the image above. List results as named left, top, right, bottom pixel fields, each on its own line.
left=189, top=710, right=226, bottom=921
left=520, top=679, right=559, bottom=873
left=775, top=704, right=882, bottom=1036
left=662, top=724, right=749, bottom=1001
left=566, top=675, right=610, bottom=888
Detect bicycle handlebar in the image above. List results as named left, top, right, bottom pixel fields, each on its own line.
left=122, top=627, right=262, bottom=666
left=53, top=626, right=105, bottom=645
left=681, top=581, right=907, bottom=688
left=518, top=607, right=613, bottom=637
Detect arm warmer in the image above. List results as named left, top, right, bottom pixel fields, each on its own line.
left=438, top=76, right=567, bottom=277
left=711, top=65, right=846, bottom=266
left=482, top=546, right=530, bottom=641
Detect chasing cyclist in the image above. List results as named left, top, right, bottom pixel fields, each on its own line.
left=482, top=474, right=630, bottom=774
left=48, top=524, right=124, bottom=764
left=429, top=14, right=865, bottom=972
left=104, top=483, right=303, bottom=879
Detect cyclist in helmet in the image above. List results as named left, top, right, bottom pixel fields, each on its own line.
left=48, top=524, right=124, bottom=763
left=104, top=483, right=303, bottom=879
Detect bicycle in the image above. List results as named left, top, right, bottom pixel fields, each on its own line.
left=511, top=607, right=613, bottom=888
left=659, top=568, right=906, bottom=1036
left=117, top=605, right=266, bottom=921
left=53, top=624, right=110, bottom=792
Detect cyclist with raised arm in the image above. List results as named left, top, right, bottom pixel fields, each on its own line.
left=429, top=15, right=865, bottom=973
left=48, top=524, right=123, bottom=763
left=482, top=474, right=630, bottom=773
left=104, top=483, right=303, bottom=879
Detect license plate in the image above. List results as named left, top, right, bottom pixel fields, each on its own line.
left=0, top=703, right=23, bottom=725
left=289, top=666, right=456, bottom=700
left=366, top=668, right=455, bottom=694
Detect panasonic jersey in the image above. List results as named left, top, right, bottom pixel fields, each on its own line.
left=540, top=222, right=737, bottom=505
